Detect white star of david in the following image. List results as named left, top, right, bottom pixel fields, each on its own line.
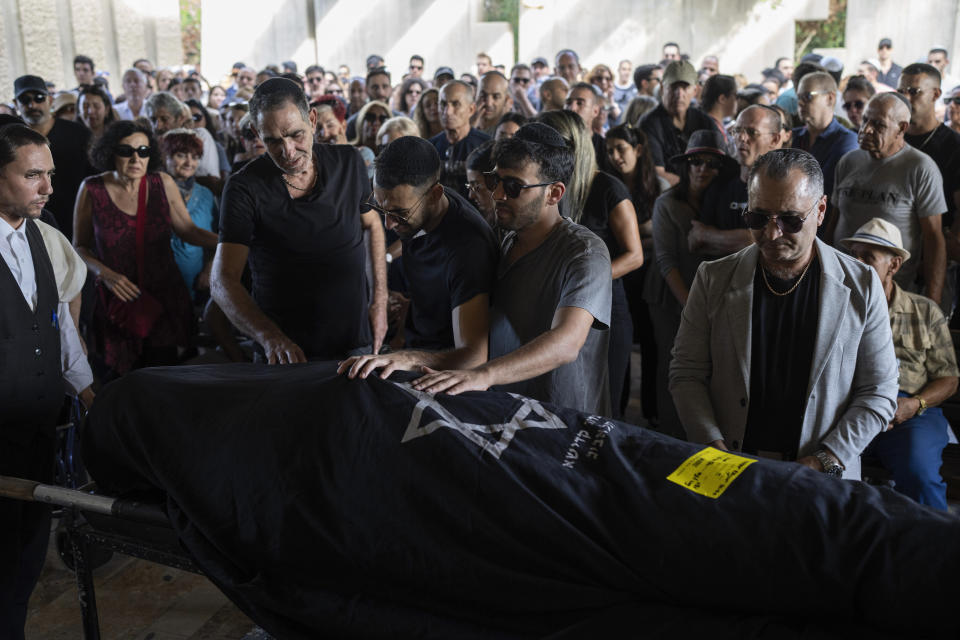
left=394, top=382, right=567, bottom=459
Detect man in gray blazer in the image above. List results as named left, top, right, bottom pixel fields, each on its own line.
left=669, top=148, right=898, bottom=480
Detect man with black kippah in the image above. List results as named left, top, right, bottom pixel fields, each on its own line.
left=413, top=123, right=613, bottom=416
left=338, top=136, right=497, bottom=379
left=213, top=78, right=388, bottom=364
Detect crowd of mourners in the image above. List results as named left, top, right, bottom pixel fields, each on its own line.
left=4, top=36, right=960, bottom=637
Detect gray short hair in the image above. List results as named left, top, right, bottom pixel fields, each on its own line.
left=145, top=91, right=187, bottom=119
left=747, top=148, right=824, bottom=199
left=249, top=78, right=310, bottom=126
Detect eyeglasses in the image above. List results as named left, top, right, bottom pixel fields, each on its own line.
left=115, top=144, right=151, bottom=158
left=511, top=77, right=531, bottom=85
left=741, top=199, right=820, bottom=234
left=842, top=99, right=865, bottom=111
left=896, top=87, right=924, bottom=97
left=729, top=126, right=775, bottom=140
left=483, top=171, right=554, bottom=199
left=687, top=156, right=723, bottom=169
left=796, top=90, right=828, bottom=103
left=17, top=92, right=47, bottom=105
left=367, top=182, right=437, bottom=223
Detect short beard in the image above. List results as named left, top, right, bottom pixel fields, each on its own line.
left=501, top=189, right=545, bottom=232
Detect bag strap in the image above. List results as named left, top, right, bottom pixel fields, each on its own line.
left=135, top=174, right=148, bottom=286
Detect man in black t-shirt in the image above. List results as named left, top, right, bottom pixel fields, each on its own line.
left=898, top=63, right=960, bottom=314
left=430, top=81, right=491, bottom=200
left=13, top=75, right=93, bottom=239
left=339, top=136, right=497, bottom=380
left=212, top=78, right=388, bottom=364
left=639, top=60, right=715, bottom=187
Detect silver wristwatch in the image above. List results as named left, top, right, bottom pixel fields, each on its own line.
left=813, top=449, right=843, bottom=477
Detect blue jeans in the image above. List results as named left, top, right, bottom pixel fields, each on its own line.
left=865, top=391, right=949, bottom=510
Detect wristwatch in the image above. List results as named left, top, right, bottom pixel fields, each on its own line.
left=813, top=449, right=844, bottom=477
left=913, top=394, right=928, bottom=416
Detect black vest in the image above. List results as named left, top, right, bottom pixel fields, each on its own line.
left=0, top=219, right=65, bottom=443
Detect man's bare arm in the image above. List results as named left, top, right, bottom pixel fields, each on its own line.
left=687, top=220, right=753, bottom=256
left=410, top=306, right=595, bottom=394
left=361, top=209, right=388, bottom=354
left=919, top=214, right=946, bottom=304
left=210, top=242, right=305, bottom=364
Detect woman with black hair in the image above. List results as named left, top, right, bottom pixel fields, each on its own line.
left=73, top=119, right=217, bottom=376
left=644, top=129, right=738, bottom=438
left=76, top=84, right=116, bottom=144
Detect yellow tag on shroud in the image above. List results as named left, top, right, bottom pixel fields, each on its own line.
left=666, top=447, right=756, bottom=499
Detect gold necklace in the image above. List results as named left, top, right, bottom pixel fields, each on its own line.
left=760, top=258, right=813, bottom=296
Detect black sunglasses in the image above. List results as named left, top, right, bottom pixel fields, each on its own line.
left=742, top=200, right=819, bottom=234
left=687, top=156, right=723, bottom=169
left=364, top=112, right=388, bottom=123
left=842, top=99, right=865, bottom=111
left=945, top=97, right=960, bottom=105
left=17, top=92, right=47, bottom=105
left=896, top=87, right=923, bottom=97
left=115, top=144, right=151, bottom=158
left=483, top=172, right=554, bottom=199
left=307, top=76, right=323, bottom=84
left=512, top=77, right=531, bottom=85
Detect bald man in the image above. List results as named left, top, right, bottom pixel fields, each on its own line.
left=792, top=71, right=857, bottom=205
left=539, top=77, right=569, bottom=111
left=477, top=71, right=513, bottom=135
left=430, top=80, right=491, bottom=199
left=832, top=93, right=948, bottom=305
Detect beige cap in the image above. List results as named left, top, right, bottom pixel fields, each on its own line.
left=839, top=217, right=910, bottom=261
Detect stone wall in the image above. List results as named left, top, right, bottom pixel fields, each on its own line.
left=0, top=0, right=181, bottom=102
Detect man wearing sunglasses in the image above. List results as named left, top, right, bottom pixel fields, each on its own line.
left=213, top=78, right=387, bottom=365
left=408, top=55, right=425, bottom=79
left=338, top=136, right=497, bottom=380
left=509, top=63, right=538, bottom=117
left=832, top=93, right=947, bottom=307
left=12, top=75, right=93, bottom=239
left=791, top=72, right=857, bottom=212
left=671, top=148, right=898, bottom=481
left=412, top=123, right=613, bottom=416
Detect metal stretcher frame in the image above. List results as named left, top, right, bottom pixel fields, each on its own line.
left=0, top=475, right=202, bottom=640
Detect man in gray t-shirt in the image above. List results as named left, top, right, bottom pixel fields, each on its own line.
left=831, top=93, right=947, bottom=302
left=412, top=123, right=613, bottom=416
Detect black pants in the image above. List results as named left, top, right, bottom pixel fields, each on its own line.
left=607, top=280, right=633, bottom=419
left=0, top=431, right=55, bottom=640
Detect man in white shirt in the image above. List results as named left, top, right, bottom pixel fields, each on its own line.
left=0, top=118, right=94, bottom=639
left=114, top=68, right=150, bottom=121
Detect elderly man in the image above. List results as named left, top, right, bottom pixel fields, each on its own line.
left=212, top=78, right=387, bottom=364
left=145, top=91, right=226, bottom=181
left=429, top=80, right=490, bottom=199
left=477, top=71, right=513, bottom=136
left=670, top=148, right=898, bottom=480
left=691, top=104, right=784, bottom=258
left=0, top=119, right=94, bottom=639
left=832, top=93, right=947, bottom=305
left=639, top=60, right=715, bottom=186
left=114, top=68, right=149, bottom=120
left=555, top=49, right=581, bottom=85
left=791, top=71, right=858, bottom=206
left=840, top=218, right=958, bottom=510
left=339, top=136, right=497, bottom=380
left=225, top=66, right=256, bottom=102
left=14, top=75, right=92, bottom=238
left=413, top=123, right=612, bottom=416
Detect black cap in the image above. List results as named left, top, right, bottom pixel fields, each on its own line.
left=376, top=135, right=440, bottom=177
left=434, top=66, right=455, bottom=79
left=515, top=122, right=567, bottom=149
left=668, top=129, right=738, bottom=172
left=14, top=75, right=48, bottom=98
left=879, top=38, right=893, bottom=48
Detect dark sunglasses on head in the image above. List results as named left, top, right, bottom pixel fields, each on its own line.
left=17, top=92, right=47, bottom=105
left=842, top=99, right=865, bottom=111
left=115, top=144, right=151, bottom=158
left=742, top=209, right=813, bottom=234
left=482, top=172, right=554, bottom=199
left=687, top=156, right=723, bottom=170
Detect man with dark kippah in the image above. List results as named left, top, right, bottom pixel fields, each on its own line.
left=212, top=78, right=387, bottom=364
left=412, top=123, right=613, bottom=416
left=338, top=136, right=497, bottom=379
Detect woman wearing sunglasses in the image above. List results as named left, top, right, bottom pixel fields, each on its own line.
left=73, top=120, right=218, bottom=378
left=645, top=130, right=738, bottom=438
left=535, top=109, right=644, bottom=419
